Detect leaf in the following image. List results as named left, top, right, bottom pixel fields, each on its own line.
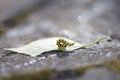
left=5, top=37, right=82, bottom=57
left=5, top=36, right=107, bottom=57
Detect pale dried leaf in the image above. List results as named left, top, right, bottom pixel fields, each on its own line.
left=5, top=37, right=82, bottom=57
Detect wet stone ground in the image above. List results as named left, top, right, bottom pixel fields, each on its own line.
left=0, top=0, right=120, bottom=80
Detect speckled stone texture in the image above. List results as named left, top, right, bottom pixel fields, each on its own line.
left=0, top=0, right=120, bottom=80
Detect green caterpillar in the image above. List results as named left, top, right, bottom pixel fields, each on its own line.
left=56, top=38, right=75, bottom=50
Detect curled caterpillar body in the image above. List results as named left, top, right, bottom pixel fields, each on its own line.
left=56, top=38, right=75, bottom=50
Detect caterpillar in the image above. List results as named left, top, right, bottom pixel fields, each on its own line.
left=56, top=38, right=75, bottom=50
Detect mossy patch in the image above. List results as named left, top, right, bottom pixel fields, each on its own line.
left=3, top=8, right=37, bottom=26
left=101, top=60, right=120, bottom=73
left=2, top=69, right=52, bottom=80
left=74, top=65, right=96, bottom=75
left=3, top=2, right=47, bottom=26
left=74, top=60, right=120, bottom=75
left=0, top=29, right=4, bottom=34
left=0, top=26, right=5, bottom=35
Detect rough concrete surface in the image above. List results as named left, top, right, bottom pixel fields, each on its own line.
left=0, top=0, right=120, bottom=80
